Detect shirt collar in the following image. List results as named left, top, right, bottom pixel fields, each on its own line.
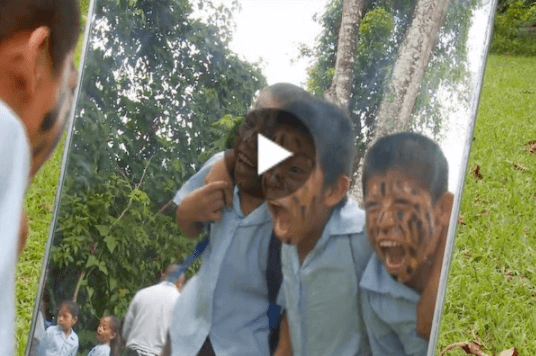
left=233, top=186, right=271, bottom=226
left=53, top=327, right=76, bottom=341
left=325, top=197, right=366, bottom=236
left=299, top=197, right=366, bottom=266
left=360, top=253, right=421, bottom=303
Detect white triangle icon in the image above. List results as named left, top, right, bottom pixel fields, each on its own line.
left=257, top=133, right=294, bottom=175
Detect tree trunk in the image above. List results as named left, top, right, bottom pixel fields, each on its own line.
left=323, top=0, right=368, bottom=112
left=351, top=0, right=452, bottom=206
left=370, top=0, right=452, bottom=145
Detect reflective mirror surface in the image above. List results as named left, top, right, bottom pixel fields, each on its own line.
left=27, top=0, right=497, bottom=354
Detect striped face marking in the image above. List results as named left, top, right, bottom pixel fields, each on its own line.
left=364, top=170, right=436, bottom=283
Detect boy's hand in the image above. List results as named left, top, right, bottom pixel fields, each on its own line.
left=274, top=313, right=293, bottom=356
left=416, top=244, right=445, bottom=340
left=204, top=156, right=234, bottom=210
left=177, top=181, right=231, bottom=223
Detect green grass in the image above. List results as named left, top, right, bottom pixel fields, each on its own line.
left=435, top=55, right=536, bottom=355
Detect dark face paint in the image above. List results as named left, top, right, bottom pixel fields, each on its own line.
left=364, top=170, right=438, bottom=283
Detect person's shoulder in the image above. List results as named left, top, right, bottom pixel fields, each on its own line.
left=47, top=325, right=60, bottom=334
left=328, top=197, right=366, bottom=237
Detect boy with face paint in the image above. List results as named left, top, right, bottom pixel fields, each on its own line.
left=0, top=1, right=80, bottom=353
left=168, top=83, right=313, bottom=356
left=359, top=133, right=453, bottom=356
left=263, top=98, right=373, bottom=356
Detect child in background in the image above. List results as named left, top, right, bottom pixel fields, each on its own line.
left=38, top=300, right=79, bottom=356
left=87, top=316, right=122, bottom=356
left=359, top=132, right=453, bottom=356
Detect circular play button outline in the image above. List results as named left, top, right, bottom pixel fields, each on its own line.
left=223, top=107, right=317, bottom=201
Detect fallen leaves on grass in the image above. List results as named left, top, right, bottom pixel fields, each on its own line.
left=458, top=214, right=466, bottom=225
left=506, top=160, right=527, bottom=171
left=522, top=140, right=536, bottom=154
left=473, top=165, right=483, bottom=179
left=439, top=341, right=518, bottom=356
left=475, top=209, right=488, bottom=218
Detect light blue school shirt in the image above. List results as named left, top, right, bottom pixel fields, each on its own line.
left=38, top=325, right=79, bottom=356
left=277, top=198, right=373, bottom=356
left=87, top=343, right=111, bottom=356
left=170, top=152, right=274, bottom=356
left=0, top=99, right=30, bottom=356
left=359, top=254, right=428, bottom=356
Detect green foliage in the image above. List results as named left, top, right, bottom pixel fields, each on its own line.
left=492, top=0, right=536, bottom=55
left=436, top=55, right=536, bottom=355
left=306, top=0, right=477, bottom=162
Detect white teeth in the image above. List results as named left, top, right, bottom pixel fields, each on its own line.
left=239, top=152, right=254, bottom=167
left=379, top=241, right=401, bottom=247
left=386, top=256, right=404, bottom=268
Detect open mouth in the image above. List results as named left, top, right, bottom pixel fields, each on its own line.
left=379, top=240, right=406, bottom=269
left=267, top=201, right=292, bottom=242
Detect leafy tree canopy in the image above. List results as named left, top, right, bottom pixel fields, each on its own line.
left=48, top=0, right=266, bottom=352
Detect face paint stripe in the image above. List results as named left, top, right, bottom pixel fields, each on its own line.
left=39, top=112, right=57, bottom=132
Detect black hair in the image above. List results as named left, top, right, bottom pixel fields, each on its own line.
left=282, top=97, right=355, bottom=188
left=0, top=0, right=81, bottom=75
left=362, top=132, right=449, bottom=203
left=58, top=300, right=79, bottom=322
left=105, top=315, right=122, bottom=356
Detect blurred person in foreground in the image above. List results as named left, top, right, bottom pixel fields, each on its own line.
left=0, top=0, right=80, bottom=353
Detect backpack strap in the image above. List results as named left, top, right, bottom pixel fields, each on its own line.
left=167, top=226, right=210, bottom=283
left=266, top=230, right=283, bottom=355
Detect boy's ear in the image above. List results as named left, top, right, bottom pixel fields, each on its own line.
left=324, top=175, right=350, bottom=208
left=25, top=26, right=51, bottom=99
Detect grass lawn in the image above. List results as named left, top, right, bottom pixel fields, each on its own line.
left=435, top=55, right=536, bottom=355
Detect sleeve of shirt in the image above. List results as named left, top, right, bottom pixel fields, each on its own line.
left=37, top=327, right=53, bottom=356
left=173, top=151, right=225, bottom=206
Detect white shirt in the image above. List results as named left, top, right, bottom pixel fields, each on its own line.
left=122, top=281, right=180, bottom=355
left=0, top=99, right=30, bottom=355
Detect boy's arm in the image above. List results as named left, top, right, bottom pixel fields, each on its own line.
left=274, top=313, right=292, bottom=356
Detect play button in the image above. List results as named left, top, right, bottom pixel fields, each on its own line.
left=223, top=107, right=316, bottom=200
left=257, top=133, right=293, bottom=175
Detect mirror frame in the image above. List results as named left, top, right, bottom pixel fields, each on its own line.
left=427, top=0, right=499, bottom=353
